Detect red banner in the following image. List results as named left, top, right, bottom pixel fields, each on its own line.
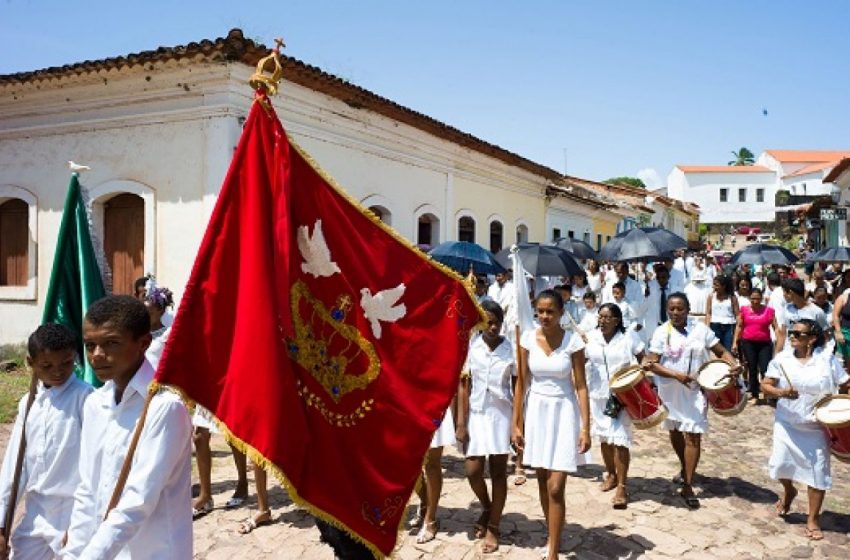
left=155, top=92, right=480, bottom=556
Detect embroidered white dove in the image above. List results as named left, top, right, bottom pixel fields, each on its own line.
left=360, top=284, right=407, bottom=339
left=297, top=219, right=340, bottom=278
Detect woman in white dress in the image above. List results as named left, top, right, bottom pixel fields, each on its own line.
left=586, top=260, right=606, bottom=299
left=585, top=303, right=645, bottom=509
left=412, top=391, right=457, bottom=543
left=761, top=319, right=850, bottom=541
left=455, top=300, right=514, bottom=554
left=512, top=290, right=590, bottom=560
left=643, top=292, right=740, bottom=509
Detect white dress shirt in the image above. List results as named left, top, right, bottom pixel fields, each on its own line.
left=63, top=360, right=193, bottom=560
left=0, top=376, right=91, bottom=556
left=465, top=334, right=515, bottom=412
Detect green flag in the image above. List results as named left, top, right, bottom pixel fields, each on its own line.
left=42, top=173, right=107, bottom=386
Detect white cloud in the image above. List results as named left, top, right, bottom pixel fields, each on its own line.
left=637, top=168, right=664, bottom=191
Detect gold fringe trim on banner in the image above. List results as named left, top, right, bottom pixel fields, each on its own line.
left=150, top=382, right=412, bottom=559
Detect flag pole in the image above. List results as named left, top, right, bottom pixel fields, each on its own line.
left=103, top=390, right=154, bottom=519
left=3, top=370, right=38, bottom=538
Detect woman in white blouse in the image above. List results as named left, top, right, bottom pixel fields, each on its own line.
left=643, top=292, right=739, bottom=509
left=761, top=319, right=850, bottom=541
left=584, top=303, right=645, bottom=509
left=512, top=290, right=590, bottom=560
left=456, top=300, right=514, bottom=554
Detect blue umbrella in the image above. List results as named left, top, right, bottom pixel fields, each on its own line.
left=494, top=243, right=583, bottom=277
left=809, top=246, right=850, bottom=263
left=428, top=241, right=506, bottom=275
left=729, top=244, right=798, bottom=266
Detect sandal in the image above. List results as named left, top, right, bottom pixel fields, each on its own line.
left=225, top=496, right=246, bottom=509
left=480, top=524, right=500, bottom=554
left=416, top=520, right=438, bottom=544
left=612, top=488, right=629, bottom=509
left=680, top=487, right=699, bottom=510
left=408, top=505, right=426, bottom=529
left=774, top=487, right=797, bottom=517
left=192, top=498, right=213, bottom=519
left=804, top=527, right=824, bottom=541
left=238, top=510, right=272, bottom=534
left=600, top=475, right=618, bottom=492
left=513, top=471, right=527, bottom=486
left=473, top=509, right=490, bottom=539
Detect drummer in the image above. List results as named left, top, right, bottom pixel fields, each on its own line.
left=584, top=303, right=645, bottom=509
left=642, top=292, right=740, bottom=509
left=761, top=319, right=850, bottom=541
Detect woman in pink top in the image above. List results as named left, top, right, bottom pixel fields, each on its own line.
left=732, top=288, right=780, bottom=402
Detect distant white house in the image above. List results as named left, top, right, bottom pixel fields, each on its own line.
left=666, top=150, right=850, bottom=228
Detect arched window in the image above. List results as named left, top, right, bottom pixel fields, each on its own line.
left=104, top=194, right=144, bottom=295
left=516, top=223, right=529, bottom=243
left=0, top=199, right=28, bottom=286
left=458, top=216, right=475, bottom=243
left=417, top=213, right=440, bottom=249
left=368, top=205, right=392, bottom=226
left=489, top=220, right=503, bottom=253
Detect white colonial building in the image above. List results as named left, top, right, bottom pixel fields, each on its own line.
left=666, top=150, right=850, bottom=228
left=0, top=29, right=647, bottom=343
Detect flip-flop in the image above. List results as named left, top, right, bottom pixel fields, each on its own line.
left=601, top=475, right=618, bottom=492
left=513, top=472, right=527, bottom=486
left=774, top=488, right=797, bottom=517
left=238, top=511, right=272, bottom=534
left=416, top=520, right=438, bottom=544
left=804, top=527, right=824, bottom=541
left=225, top=496, right=246, bottom=509
left=192, top=499, right=213, bottom=519
left=408, top=505, right=426, bottom=529
left=612, top=491, right=629, bottom=510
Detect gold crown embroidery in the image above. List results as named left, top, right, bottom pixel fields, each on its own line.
left=288, top=281, right=380, bottom=405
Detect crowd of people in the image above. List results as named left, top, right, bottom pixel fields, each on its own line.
left=2, top=248, right=850, bottom=559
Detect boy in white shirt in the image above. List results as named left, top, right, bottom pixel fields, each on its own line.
left=63, top=296, right=192, bottom=559
left=0, top=324, right=92, bottom=560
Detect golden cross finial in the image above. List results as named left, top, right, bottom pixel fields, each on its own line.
left=273, top=37, right=286, bottom=53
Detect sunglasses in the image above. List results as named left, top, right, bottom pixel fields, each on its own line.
left=788, top=331, right=811, bottom=338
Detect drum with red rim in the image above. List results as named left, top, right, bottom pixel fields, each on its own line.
left=609, top=365, right=667, bottom=429
left=814, top=394, right=850, bottom=464
left=697, top=360, right=746, bottom=416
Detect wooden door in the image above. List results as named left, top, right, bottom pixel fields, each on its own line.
left=104, top=194, right=144, bottom=295
left=0, top=199, right=28, bottom=286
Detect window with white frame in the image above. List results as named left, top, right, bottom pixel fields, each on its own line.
left=756, top=188, right=764, bottom=202
left=738, top=188, right=746, bottom=202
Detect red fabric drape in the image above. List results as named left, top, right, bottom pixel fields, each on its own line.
left=155, top=93, right=479, bottom=556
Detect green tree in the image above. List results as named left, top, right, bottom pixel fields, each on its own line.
left=728, top=147, right=755, bottom=166
left=604, top=176, right=646, bottom=189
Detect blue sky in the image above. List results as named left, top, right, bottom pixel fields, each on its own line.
left=2, top=1, right=849, bottom=187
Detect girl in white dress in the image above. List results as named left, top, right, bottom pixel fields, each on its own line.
left=455, top=300, right=514, bottom=554
left=512, top=290, right=590, bottom=560
left=586, top=260, right=606, bottom=299
left=761, top=319, right=850, bottom=541
left=584, top=303, right=645, bottom=509
left=643, top=292, right=740, bottom=509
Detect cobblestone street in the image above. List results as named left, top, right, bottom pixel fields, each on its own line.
left=3, top=399, right=849, bottom=559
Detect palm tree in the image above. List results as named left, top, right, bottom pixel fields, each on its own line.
left=728, top=147, right=755, bottom=166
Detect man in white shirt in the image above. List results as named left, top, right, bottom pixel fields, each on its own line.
left=63, top=296, right=192, bottom=559
left=602, top=263, right=646, bottom=310
left=642, top=264, right=676, bottom=342
left=0, top=324, right=92, bottom=559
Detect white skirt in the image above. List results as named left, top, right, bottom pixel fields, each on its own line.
left=192, top=405, right=220, bottom=434
left=768, top=420, right=832, bottom=490
left=590, top=397, right=632, bottom=448
left=523, top=391, right=590, bottom=472
left=466, top=399, right=513, bottom=457
left=431, top=408, right=456, bottom=449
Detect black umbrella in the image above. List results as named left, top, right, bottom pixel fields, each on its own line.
left=808, top=246, right=850, bottom=263
left=494, top=243, right=583, bottom=277
left=428, top=241, right=505, bottom=275
left=548, top=237, right=598, bottom=260
left=599, top=227, right=687, bottom=262
left=729, top=243, right=798, bottom=266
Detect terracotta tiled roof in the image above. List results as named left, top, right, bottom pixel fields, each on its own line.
left=0, top=29, right=564, bottom=183
left=676, top=165, right=772, bottom=173
left=824, top=158, right=850, bottom=183
left=764, top=150, right=850, bottom=163
left=782, top=160, right=843, bottom=179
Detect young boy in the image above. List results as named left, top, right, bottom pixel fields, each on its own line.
left=63, top=296, right=192, bottom=559
left=0, top=323, right=92, bottom=560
